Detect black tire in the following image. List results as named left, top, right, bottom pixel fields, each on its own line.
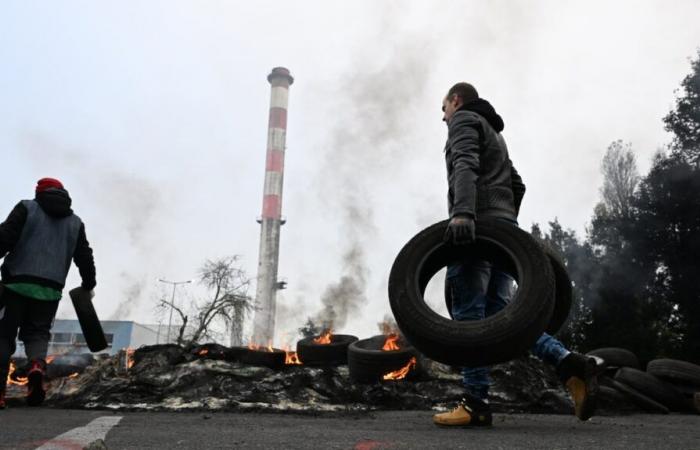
left=238, top=348, right=286, bottom=370
left=541, top=243, right=573, bottom=335
left=615, top=367, right=687, bottom=411
left=647, top=359, right=700, bottom=386
left=389, top=218, right=555, bottom=367
left=586, top=348, right=640, bottom=370
left=347, top=335, right=417, bottom=383
left=608, top=379, right=670, bottom=414
left=296, top=334, right=358, bottom=366
left=69, top=287, right=108, bottom=352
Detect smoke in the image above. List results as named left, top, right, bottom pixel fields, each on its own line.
left=18, top=130, right=166, bottom=320
left=313, top=244, right=368, bottom=331
left=310, top=12, right=438, bottom=333
left=109, top=277, right=144, bottom=320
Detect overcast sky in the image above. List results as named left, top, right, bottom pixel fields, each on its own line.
left=2, top=0, right=700, bottom=346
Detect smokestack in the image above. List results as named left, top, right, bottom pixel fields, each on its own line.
left=252, top=67, right=294, bottom=344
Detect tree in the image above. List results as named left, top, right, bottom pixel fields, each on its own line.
left=155, top=256, right=253, bottom=349
left=664, top=48, right=700, bottom=164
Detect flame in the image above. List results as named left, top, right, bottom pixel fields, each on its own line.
left=126, top=348, right=135, bottom=369
left=285, top=351, right=302, bottom=365
left=313, top=330, right=333, bottom=345
left=198, top=348, right=209, bottom=356
left=382, top=334, right=400, bottom=351
left=248, top=342, right=274, bottom=353
left=46, top=355, right=56, bottom=364
left=68, top=372, right=79, bottom=379
left=7, top=361, right=28, bottom=386
left=382, top=357, right=417, bottom=381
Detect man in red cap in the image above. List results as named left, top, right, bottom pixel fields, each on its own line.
left=0, top=178, right=96, bottom=408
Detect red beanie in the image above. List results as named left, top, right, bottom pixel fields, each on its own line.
left=36, top=177, right=64, bottom=193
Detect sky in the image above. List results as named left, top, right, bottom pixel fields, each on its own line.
left=2, top=0, right=700, bottom=346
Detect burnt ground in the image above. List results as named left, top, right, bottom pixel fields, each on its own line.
left=1, top=408, right=699, bottom=449
left=5, top=344, right=577, bottom=414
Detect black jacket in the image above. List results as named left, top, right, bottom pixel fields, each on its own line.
left=0, top=189, right=96, bottom=290
left=444, top=100, right=525, bottom=220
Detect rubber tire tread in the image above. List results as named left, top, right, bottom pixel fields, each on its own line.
left=615, top=367, right=687, bottom=411
left=70, top=287, right=108, bottom=352
left=586, top=348, right=640, bottom=370
left=541, top=243, right=573, bottom=335
left=608, top=379, right=670, bottom=414
left=389, top=218, right=555, bottom=367
left=347, top=335, right=416, bottom=383
left=296, top=334, right=358, bottom=366
left=646, top=359, right=700, bottom=386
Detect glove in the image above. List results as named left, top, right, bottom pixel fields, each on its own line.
left=444, top=215, right=476, bottom=245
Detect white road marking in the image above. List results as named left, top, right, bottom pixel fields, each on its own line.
left=35, top=416, right=123, bottom=450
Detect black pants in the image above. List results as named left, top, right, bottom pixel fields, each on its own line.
left=0, top=287, right=59, bottom=389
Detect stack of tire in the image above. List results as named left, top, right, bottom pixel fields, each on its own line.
left=587, top=347, right=700, bottom=414
left=347, top=335, right=418, bottom=383
left=388, top=218, right=573, bottom=367
left=296, top=334, right=358, bottom=366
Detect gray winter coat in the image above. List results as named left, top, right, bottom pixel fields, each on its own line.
left=444, top=110, right=525, bottom=220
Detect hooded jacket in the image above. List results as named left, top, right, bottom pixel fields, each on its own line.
left=0, top=188, right=96, bottom=290
left=444, top=99, right=526, bottom=220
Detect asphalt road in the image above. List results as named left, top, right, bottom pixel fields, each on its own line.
left=1, top=408, right=699, bottom=449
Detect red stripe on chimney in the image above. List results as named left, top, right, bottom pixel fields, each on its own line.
left=262, top=195, right=281, bottom=218
left=266, top=150, right=284, bottom=172
left=269, top=107, right=287, bottom=129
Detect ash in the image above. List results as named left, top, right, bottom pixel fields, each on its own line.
left=37, top=344, right=573, bottom=414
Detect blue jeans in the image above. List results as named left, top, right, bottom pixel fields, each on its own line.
left=446, top=257, right=570, bottom=400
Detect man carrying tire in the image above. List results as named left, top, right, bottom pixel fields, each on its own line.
left=433, top=83, right=600, bottom=427
left=0, top=178, right=96, bottom=409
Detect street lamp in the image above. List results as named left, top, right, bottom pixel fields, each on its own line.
left=158, top=278, right=192, bottom=344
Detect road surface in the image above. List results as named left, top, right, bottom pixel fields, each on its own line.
left=1, top=408, right=698, bottom=449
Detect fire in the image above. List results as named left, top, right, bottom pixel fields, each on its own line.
left=248, top=342, right=274, bottom=353
left=68, top=372, right=79, bottom=379
left=382, top=357, right=417, bottom=381
left=198, top=348, right=209, bottom=356
left=285, top=351, right=302, bottom=365
left=313, top=330, right=333, bottom=345
left=382, top=334, right=400, bottom=351
left=46, top=355, right=56, bottom=364
left=126, top=348, right=135, bottom=369
left=7, top=361, right=28, bottom=386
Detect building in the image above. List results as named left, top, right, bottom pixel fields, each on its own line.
left=14, top=320, right=180, bottom=356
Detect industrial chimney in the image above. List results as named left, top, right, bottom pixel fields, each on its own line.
left=251, top=67, right=294, bottom=345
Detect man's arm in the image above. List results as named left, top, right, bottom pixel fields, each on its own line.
left=449, top=112, right=482, bottom=218
left=73, top=223, right=96, bottom=290
left=0, top=202, right=28, bottom=258
left=511, top=165, right=526, bottom=216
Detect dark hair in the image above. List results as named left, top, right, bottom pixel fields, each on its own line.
left=447, top=82, right=479, bottom=103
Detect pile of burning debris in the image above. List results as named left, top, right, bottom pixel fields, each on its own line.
left=5, top=332, right=577, bottom=414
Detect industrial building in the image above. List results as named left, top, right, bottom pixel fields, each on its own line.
left=14, top=320, right=179, bottom=356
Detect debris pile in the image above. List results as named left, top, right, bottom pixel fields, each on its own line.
left=14, top=343, right=574, bottom=413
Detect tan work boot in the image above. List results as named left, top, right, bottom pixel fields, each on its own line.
left=557, top=353, right=602, bottom=421
left=433, top=395, right=492, bottom=427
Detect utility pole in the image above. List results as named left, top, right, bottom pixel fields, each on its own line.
left=158, top=279, right=192, bottom=344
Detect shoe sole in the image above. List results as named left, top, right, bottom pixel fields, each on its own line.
left=26, top=371, right=45, bottom=407
left=577, top=358, right=604, bottom=421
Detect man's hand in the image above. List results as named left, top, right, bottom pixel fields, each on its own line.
left=444, top=215, right=476, bottom=245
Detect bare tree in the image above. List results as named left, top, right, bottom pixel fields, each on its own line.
left=600, top=140, right=640, bottom=220
left=155, top=256, right=254, bottom=349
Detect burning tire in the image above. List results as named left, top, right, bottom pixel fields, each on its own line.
left=647, top=359, right=700, bottom=386
left=608, top=378, right=670, bottom=414
left=541, top=243, right=572, bottom=335
left=614, top=367, right=688, bottom=411
left=238, top=347, right=286, bottom=370
left=296, top=334, right=358, bottom=366
left=347, top=335, right=417, bottom=383
left=586, top=348, right=640, bottom=370
left=389, top=218, right=555, bottom=367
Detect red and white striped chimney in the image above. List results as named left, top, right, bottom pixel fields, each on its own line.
left=252, top=67, right=293, bottom=345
